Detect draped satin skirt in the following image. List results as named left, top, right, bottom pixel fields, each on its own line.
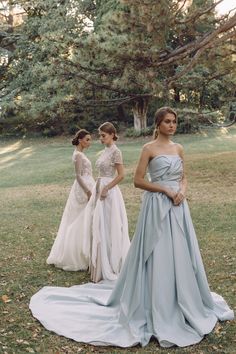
left=31, top=189, right=234, bottom=347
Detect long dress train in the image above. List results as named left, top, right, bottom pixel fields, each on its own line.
left=46, top=150, right=95, bottom=271
left=30, top=155, right=234, bottom=347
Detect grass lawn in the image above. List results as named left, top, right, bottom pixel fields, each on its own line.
left=0, top=128, right=236, bottom=354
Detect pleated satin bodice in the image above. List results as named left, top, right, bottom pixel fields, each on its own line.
left=148, top=154, right=183, bottom=190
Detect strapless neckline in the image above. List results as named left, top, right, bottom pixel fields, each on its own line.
left=151, top=154, right=182, bottom=161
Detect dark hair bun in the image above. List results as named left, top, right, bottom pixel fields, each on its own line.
left=72, top=137, right=77, bottom=146
left=72, top=129, right=90, bottom=146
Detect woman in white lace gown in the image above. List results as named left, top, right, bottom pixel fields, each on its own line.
left=47, top=129, right=95, bottom=271
left=84, top=122, right=130, bottom=282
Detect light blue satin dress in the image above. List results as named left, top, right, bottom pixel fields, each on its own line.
left=30, top=155, right=234, bottom=348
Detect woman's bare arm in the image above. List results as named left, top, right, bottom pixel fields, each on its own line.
left=173, top=144, right=187, bottom=205
left=100, top=164, right=124, bottom=200
left=75, top=154, right=92, bottom=199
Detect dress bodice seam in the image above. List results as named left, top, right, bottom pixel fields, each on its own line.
left=150, top=154, right=182, bottom=162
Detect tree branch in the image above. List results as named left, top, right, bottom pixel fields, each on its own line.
left=157, top=13, right=236, bottom=67
left=174, top=0, right=224, bottom=24
left=173, top=0, right=188, bottom=18
left=77, top=94, right=152, bottom=107
left=206, top=115, right=236, bottom=127
left=166, top=28, right=236, bottom=86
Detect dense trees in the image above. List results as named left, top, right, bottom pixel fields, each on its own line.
left=83, top=0, right=236, bottom=129
left=0, top=0, right=235, bottom=135
left=1, top=0, right=92, bottom=135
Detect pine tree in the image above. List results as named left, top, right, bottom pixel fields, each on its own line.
left=1, top=0, right=236, bottom=134
left=74, top=0, right=236, bottom=130
left=1, top=0, right=90, bottom=133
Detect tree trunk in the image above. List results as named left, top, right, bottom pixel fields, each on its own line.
left=117, top=104, right=126, bottom=122
left=199, top=84, right=206, bottom=109
left=132, top=97, right=149, bottom=131
left=174, top=87, right=180, bottom=103
left=7, top=3, right=14, bottom=32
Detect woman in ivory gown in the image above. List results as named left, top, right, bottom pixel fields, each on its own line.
left=47, top=129, right=95, bottom=271
left=30, top=108, right=234, bottom=348
left=83, top=122, right=130, bottom=282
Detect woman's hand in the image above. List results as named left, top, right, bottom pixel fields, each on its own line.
left=164, top=187, right=178, bottom=201
left=86, top=190, right=92, bottom=200
left=173, top=189, right=185, bottom=205
left=100, top=186, right=109, bottom=200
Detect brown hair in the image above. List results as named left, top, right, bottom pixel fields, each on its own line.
left=72, top=129, right=90, bottom=146
left=153, top=107, right=177, bottom=139
left=99, top=122, right=118, bottom=141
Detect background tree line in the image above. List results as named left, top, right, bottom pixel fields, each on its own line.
left=0, top=0, right=235, bottom=137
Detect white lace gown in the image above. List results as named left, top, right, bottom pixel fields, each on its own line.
left=83, top=144, right=130, bottom=282
left=47, top=150, right=95, bottom=271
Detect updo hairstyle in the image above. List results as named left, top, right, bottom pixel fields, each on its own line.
left=72, top=129, right=90, bottom=146
left=99, top=122, right=118, bottom=141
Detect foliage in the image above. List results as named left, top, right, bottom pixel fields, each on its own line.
left=124, top=126, right=153, bottom=137
left=1, top=0, right=92, bottom=133
left=123, top=109, right=224, bottom=135
left=175, top=108, right=224, bottom=133
left=0, top=0, right=235, bottom=135
left=75, top=0, right=235, bottom=120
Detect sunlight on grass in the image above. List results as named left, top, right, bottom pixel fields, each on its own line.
left=0, top=140, right=23, bottom=155
left=0, top=146, right=34, bottom=168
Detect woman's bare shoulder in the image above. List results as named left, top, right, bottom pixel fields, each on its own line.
left=174, top=143, right=184, bottom=153
left=143, top=140, right=156, bottom=151
left=174, top=143, right=184, bottom=158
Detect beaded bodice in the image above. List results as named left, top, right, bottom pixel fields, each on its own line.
left=95, top=144, right=123, bottom=178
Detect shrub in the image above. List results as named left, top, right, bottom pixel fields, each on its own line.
left=125, top=126, right=153, bottom=137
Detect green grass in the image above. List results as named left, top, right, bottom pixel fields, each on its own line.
left=0, top=128, right=236, bottom=354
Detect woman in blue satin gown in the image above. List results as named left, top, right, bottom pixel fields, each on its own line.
left=30, top=107, right=234, bottom=348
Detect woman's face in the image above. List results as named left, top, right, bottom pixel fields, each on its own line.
left=99, top=130, right=114, bottom=146
left=158, top=113, right=177, bottom=136
left=79, top=134, right=91, bottom=149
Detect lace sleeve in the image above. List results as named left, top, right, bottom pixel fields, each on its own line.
left=74, top=153, right=90, bottom=193
left=112, top=148, right=123, bottom=165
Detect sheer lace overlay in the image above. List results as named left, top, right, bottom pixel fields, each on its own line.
left=46, top=149, right=95, bottom=271
left=95, top=144, right=123, bottom=177
left=73, top=150, right=93, bottom=193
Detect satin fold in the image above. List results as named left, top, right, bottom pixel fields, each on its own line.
left=30, top=155, right=234, bottom=348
